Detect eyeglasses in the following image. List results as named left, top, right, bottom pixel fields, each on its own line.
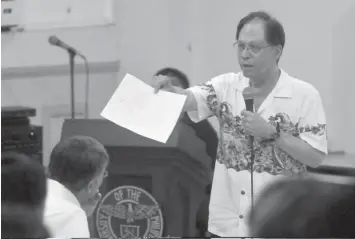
left=233, top=41, right=271, bottom=54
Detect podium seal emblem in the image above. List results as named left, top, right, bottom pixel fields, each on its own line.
left=96, top=185, right=164, bottom=239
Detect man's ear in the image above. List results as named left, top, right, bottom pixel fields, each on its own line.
left=274, top=45, right=283, bottom=61
left=87, top=179, right=95, bottom=194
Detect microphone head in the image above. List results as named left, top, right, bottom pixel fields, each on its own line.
left=243, top=87, right=259, bottom=112
left=245, top=98, right=254, bottom=112
left=243, top=87, right=260, bottom=100
left=48, top=35, right=83, bottom=57
left=48, top=35, right=60, bottom=46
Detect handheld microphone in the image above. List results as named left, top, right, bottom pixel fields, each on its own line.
left=245, top=99, right=254, bottom=112
left=242, top=86, right=257, bottom=210
left=48, top=35, right=85, bottom=58
left=243, top=86, right=258, bottom=112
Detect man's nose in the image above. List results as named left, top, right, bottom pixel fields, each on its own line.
left=241, top=47, right=250, bottom=58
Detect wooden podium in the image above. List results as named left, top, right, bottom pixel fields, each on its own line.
left=61, top=119, right=212, bottom=238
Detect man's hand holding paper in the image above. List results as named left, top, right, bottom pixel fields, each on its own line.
left=101, top=73, right=187, bottom=143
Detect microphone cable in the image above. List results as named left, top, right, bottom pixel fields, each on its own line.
left=82, top=56, right=90, bottom=119
left=250, top=133, right=255, bottom=210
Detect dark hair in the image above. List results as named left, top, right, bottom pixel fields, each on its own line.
left=236, top=11, right=285, bottom=62
left=48, top=135, right=109, bottom=192
left=1, top=152, right=47, bottom=208
left=155, top=67, right=190, bottom=89
left=1, top=204, right=51, bottom=238
left=249, top=177, right=355, bottom=238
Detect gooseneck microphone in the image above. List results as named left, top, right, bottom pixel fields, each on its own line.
left=48, top=35, right=89, bottom=120
left=48, top=35, right=85, bottom=58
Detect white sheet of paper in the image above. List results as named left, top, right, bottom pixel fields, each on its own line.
left=100, top=73, right=187, bottom=143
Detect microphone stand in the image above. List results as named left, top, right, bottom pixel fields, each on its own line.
left=68, top=49, right=76, bottom=119
left=244, top=98, right=255, bottom=210
left=250, top=134, right=255, bottom=210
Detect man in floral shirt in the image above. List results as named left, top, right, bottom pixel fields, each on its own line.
left=154, top=11, right=327, bottom=237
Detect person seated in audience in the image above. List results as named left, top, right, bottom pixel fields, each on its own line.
left=248, top=177, right=355, bottom=238
left=155, top=67, right=219, bottom=237
left=44, top=135, right=110, bottom=238
left=2, top=204, right=51, bottom=238
left=1, top=152, right=48, bottom=221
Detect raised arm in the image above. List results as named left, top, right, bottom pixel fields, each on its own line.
left=153, top=73, right=231, bottom=123
left=153, top=75, right=197, bottom=112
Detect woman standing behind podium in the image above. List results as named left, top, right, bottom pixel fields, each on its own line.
left=154, top=68, right=218, bottom=236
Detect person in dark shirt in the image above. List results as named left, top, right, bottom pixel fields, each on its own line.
left=154, top=67, right=218, bottom=166
left=155, top=67, right=218, bottom=236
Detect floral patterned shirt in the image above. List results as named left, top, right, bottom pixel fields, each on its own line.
left=187, top=69, right=328, bottom=237
left=187, top=69, right=328, bottom=176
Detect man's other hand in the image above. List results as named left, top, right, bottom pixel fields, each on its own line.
left=241, top=110, right=276, bottom=139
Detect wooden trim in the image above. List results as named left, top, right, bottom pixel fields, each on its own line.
left=308, top=152, right=355, bottom=176
left=328, top=150, right=346, bottom=156
left=1, top=60, right=120, bottom=80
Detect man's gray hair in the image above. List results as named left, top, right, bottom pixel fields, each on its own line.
left=48, top=135, right=109, bottom=192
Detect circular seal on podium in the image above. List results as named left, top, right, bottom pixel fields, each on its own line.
left=96, top=185, right=164, bottom=239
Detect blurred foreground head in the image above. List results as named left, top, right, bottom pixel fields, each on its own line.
left=249, top=177, right=355, bottom=238
left=2, top=204, right=51, bottom=238
left=1, top=152, right=47, bottom=216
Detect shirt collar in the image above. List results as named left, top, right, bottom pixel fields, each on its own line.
left=236, top=68, right=293, bottom=98
left=47, top=179, right=81, bottom=207
left=272, top=69, right=293, bottom=98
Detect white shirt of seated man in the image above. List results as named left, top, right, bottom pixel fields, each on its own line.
left=44, top=136, right=109, bottom=238
left=153, top=14, right=327, bottom=237
left=44, top=179, right=101, bottom=238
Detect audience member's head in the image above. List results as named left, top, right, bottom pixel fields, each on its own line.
left=2, top=204, right=51, bottom=238
left=1, top=152, right=47, bottom=217
left=248, top=177, right=355, bottom=238
left=48, top=135, right=109, bottom=205
left=155, top=67, right=190, bottom=89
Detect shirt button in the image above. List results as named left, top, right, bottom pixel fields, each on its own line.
left=241, top=190, right=245, bottom=195
left=239, top=215, right=244, bottom=219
